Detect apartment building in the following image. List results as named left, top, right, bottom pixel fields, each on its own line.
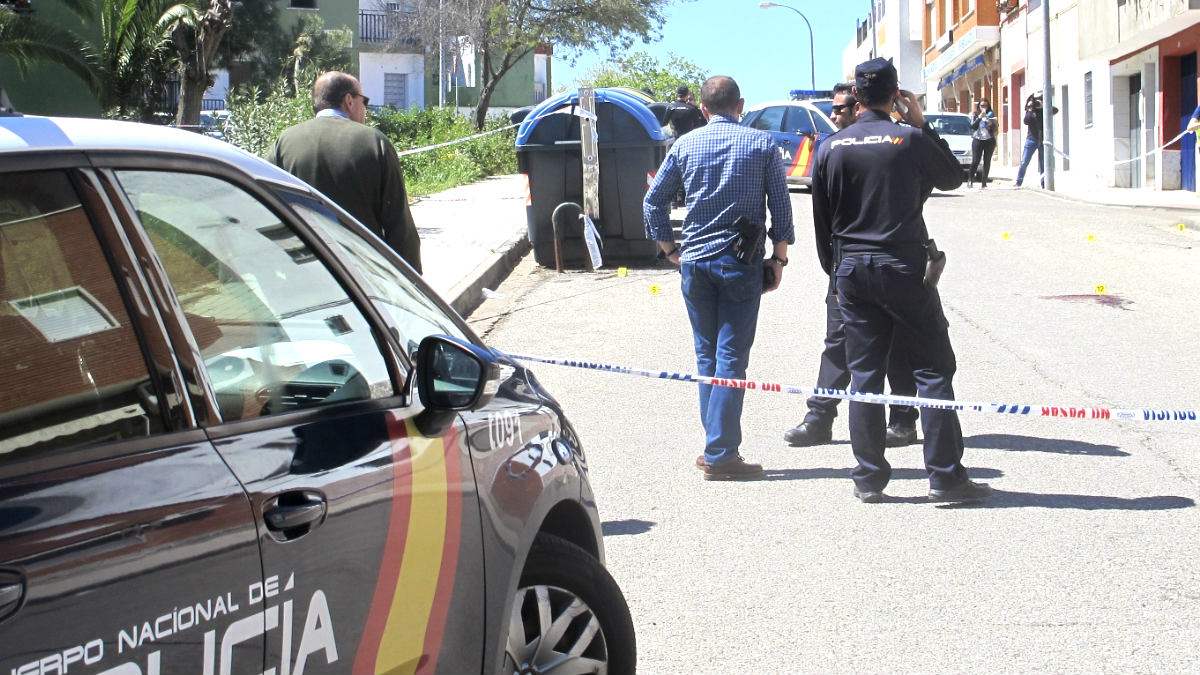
left=842, top=0, right=925, bottom=96
left=1077, top=0, right=1200, bottom=189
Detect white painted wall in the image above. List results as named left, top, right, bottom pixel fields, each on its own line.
left=359, top=52, right=425, bottom=110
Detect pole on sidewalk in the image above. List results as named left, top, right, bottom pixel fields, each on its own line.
left=1041, top=0, right=1055, bottom=191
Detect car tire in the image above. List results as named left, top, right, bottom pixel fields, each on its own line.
left=505, top=534, right=637, bottom=675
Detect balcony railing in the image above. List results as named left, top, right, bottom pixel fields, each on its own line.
left=360, top=9, right=416, bottom=45
left=360, top=10, right=389, bottom=43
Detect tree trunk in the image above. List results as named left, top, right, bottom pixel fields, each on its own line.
left=472, top=77, right=499, bottom=130
left=471, top=47, right=531, bottom=129
left=173, top=0, right=233, bottom=129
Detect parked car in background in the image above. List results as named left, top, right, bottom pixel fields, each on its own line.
left=0, top=114, right=635, bottom=675
left=199, top=109, right=232, bottom=139
left=741, top=100, right=837, bottom=187
left=923, top=112, right=974, bottom=174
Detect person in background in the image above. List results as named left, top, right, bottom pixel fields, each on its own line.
left=665, top=85, right=708, bottom=138
left=786, top=82, right=919, bottom=450
left=967, top=98, right=998, bottom=189
left=1014, top=92, right=1058, bottom=189
left=271, top=71, right=422, bottom=273
left=645, top=76, right=793, bottom=481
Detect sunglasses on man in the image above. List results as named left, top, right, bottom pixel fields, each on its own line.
left=832, top=104, right=850, bottom=114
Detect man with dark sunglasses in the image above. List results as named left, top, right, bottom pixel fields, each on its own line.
left=272, top=71, right=422, bottom=273
left=784, top=82, right=920, bottom=451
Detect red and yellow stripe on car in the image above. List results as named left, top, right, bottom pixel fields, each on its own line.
left=352, top=414, right=463, bottom=675
left=786, top=134, right=817, bottom=180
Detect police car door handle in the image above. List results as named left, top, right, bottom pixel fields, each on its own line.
left=263, top=491, right=327, bottom=533
left=0, top=582, right=23, bottom=616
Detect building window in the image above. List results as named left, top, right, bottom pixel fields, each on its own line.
left=1084, top=71, right=1093, bottom=127
left=924, top=0, right=934, bottom=46
left=289, top=0, right=316, bottom=8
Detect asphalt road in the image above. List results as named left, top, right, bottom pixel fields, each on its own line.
left=469, top=185, right=1200, bottom=674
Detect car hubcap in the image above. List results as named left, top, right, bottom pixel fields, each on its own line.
left=505, top=584, right=608, bottom=675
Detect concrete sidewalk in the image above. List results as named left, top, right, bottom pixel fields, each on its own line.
left=984, top=161, right=1200, bottom=212
left=413, top=173, right=529, bottom=318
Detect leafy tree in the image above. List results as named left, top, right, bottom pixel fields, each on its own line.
left=0, top=0, right=99, bottom=94
left=215, top=0, right=286, bottom=93
left=283, top=15, right=353, bottom=96
left=160, top=0, right=233, bottom=127
left=582, top=51, right=707, bottom=102
left=401, top=0, right=673, bottom=128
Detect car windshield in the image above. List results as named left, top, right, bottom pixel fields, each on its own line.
left=926, top=115, right=972, bottom=135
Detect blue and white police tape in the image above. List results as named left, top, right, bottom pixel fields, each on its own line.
left=396, top=122, right=519, bottom=157
left=499, top=352, right=1200, bottom=422
left=394, top=102, right=598, bottom=157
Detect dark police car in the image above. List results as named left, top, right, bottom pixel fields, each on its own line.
left=740, top=100, right=837, bottom=187
left=0, top=116, right=634, bottom=674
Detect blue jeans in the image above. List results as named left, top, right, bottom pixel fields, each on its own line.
left=680, top=250, right=762, bottom=465
left=1015, top=135, right=1043, bottom=186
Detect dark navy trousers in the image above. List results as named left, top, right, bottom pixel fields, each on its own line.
left=834, top=253, right=970, bottom=492
left=804, top=285, right=919, bottom=428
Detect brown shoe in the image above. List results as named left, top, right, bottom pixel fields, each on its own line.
left=703, top=456, right=764, bottom=481
left=695, top=454, right=706, bottom=469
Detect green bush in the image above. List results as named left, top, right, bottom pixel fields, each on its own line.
left=226, top=79, right=312, bottom=157
left=372, top=107, right=518, bottom=196
left=226, top=79, right=517, bottom=197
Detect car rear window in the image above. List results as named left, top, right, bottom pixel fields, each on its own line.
left=0, top=171, right=163, bottom=457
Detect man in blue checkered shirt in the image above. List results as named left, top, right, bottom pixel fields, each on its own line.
left=644, top=75, right=794, bottom=481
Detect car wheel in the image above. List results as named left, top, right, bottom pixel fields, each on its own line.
left=505, top=534, right=636, bottom=675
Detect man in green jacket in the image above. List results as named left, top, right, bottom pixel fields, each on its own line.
left=272, top=71, right=422, bottom=273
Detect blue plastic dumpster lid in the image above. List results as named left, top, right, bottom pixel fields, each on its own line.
left=515, top=87, right=669, bottom=145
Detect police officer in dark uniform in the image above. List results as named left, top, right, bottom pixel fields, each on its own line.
left=665, top=85, right=707, bottom=137
left=811, top=58, right=992, bottom=503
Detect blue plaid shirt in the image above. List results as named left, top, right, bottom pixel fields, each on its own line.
left=644, top=114, right=793, bottom=262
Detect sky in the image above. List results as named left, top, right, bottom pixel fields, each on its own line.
left=553, top=0, right=870, bottom=106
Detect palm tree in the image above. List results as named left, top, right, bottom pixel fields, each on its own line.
left=159, top=0, right=232, bottom=127
left=96, top=0, right=176, bottom=119
left=0, top=0, right=100, bottom=95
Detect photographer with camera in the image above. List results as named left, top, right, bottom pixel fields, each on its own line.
left=1015, top=92, right=1058, bottom=188
left=811, top=57, right=991, bottom=503
left=644, top=75, right=793, bottom=480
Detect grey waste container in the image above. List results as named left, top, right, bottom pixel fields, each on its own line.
left=515, top=88, right=672, bottom=267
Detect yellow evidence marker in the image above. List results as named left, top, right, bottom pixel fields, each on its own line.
left=1095, top=284, right=1107, bottom=294
left=649, top=284, right=661, bottom=295
left=617, top=267, right=628, bottom=277
left=1002, top=232, right=1011, bottom=240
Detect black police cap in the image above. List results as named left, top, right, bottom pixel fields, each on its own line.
left=854, top=57, right=898, bottom=96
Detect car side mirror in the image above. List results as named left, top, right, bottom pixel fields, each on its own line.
left=412, top=335, right=501, bottom=435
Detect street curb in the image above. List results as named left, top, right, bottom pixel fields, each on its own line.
left=1012, top=184, right=1200, bottom=216
left=448, top=233, right=531, bottom=319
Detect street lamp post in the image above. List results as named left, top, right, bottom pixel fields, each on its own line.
left=759, top=1, right=815, bottom=92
